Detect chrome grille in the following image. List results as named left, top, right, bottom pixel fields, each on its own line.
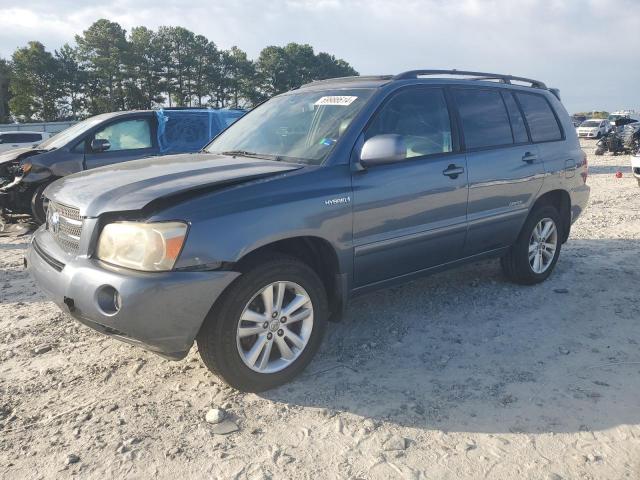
left=47, top=201, right=83, bottom=253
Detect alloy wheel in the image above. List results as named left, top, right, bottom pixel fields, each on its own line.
left=236, top=281, right=314, bottom=374
left=528, top=217, right=558, bottom=274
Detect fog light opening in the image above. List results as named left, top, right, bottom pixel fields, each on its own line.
left=96, top=285, right=121, bottom=316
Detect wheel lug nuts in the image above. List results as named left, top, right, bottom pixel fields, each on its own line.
left=272, top=312, right=278, bottom=318
left=267, top=333, right=273, bottom=340
left=277, top=329, right=284, bottom=336
left=263, top=322, right=269, bottom=329
left=280, top=317, right=287, bottom=323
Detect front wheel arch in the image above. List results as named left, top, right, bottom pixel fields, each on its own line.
left=30, top=182, right=54, bottom=225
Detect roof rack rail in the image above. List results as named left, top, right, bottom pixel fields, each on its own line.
left=299, top=75, right=394, bottom=88
left=393, top=69, right=547, bottom=89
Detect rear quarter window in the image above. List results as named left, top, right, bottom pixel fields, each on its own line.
left=453, top=88, right=513, bottom=149
left=516, top=93, right=563, bottom=142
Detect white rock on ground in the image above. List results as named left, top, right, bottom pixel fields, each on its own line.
left=205, top=408, right=225, bottom=424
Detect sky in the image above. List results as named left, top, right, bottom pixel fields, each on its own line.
left=0, top=0, right=638, bottom=114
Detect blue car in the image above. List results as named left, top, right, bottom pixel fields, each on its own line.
left=0, top=108, right=246, bottom=223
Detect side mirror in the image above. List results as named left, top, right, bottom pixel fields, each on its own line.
left=359, top=134, right=407, bottom=167
left=91, top=138, right=111, bottom=152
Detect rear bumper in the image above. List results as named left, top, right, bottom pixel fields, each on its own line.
left=26, top=227, right=240, bottom=359
left=570, top=183, right=590, bottom=225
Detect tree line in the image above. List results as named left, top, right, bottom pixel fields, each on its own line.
left=0, top=19, right=358, bottom=123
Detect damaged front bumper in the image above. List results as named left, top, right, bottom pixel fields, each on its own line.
left=26, top=226, right=241, bottom=359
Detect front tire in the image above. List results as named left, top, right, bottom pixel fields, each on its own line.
left=197, top=255, right=328, bottom=392
left=501, top=205, right=562, bottom=285
left=594, top=146, right=605, bottom=156
left=30, top=183, right=50, bottom=225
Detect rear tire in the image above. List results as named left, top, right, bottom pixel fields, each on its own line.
left=501, top=205, right=562, bottom=285
left=594, top=147, right=605, bottom=156
left=197, top=255, right=328, bottom=392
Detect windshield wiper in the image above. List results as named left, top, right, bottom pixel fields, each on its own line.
left=220, top=150, right=263, bottom=158
left=221, top=150, right=289, bottom=162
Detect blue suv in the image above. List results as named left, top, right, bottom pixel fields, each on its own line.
left=26, top=70, right=590, bottom=391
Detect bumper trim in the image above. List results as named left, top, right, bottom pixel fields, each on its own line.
left=32, top=238, right=65, bottom=271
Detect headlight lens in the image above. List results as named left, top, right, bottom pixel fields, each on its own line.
left=20, top=163, right=32, bottom=175
left=97, top=221, right=188, bottom=271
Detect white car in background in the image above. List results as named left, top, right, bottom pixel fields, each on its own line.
left=0, top=131, right=51, bottom=152
left=576, top=119, right=610, bottom=139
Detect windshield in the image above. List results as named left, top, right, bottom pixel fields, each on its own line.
left=581, top=121, right=601, bottom=127
left=206, top=88, right=375, bottom=165
left=37, top=114, right=111, bottom=150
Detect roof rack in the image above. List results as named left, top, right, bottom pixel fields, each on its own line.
left=299, top=75, right=393, bottom=88
left=393, top=69, right=547, bottom=89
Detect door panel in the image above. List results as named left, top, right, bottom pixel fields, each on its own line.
left=353, top=154, right=468, bottom=286
left=351, top=86, right=468, bottom=288
left=464, top=145, right=543, bottom=255
left=451, top=88, right=545, bottom=256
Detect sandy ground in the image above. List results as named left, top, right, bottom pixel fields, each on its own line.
left=1, top=139, right=639, bottom=480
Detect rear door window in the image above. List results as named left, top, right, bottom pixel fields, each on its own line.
left=453, top=89, right=513, bottom=149
left=515, top=93, right=563, bottom=142
left=502, top=92, right=529, bottom=143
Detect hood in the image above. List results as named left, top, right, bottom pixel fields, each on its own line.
left=45, top=153, right=303, bottom=217
left=0, top=147, right=42, bottom=167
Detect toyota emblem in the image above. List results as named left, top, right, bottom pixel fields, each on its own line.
left=50, top=211, right=60, bottom=234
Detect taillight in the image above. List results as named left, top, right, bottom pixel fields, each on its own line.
left=581, top=150, right=588, bottom=184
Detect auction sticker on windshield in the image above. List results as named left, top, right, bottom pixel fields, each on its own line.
left=315, top=96, right=358, bottom=106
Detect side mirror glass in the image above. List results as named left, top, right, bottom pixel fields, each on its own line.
left=360, top=134, right=407, bottom=167
left=91, top=138, right=111, bottom=152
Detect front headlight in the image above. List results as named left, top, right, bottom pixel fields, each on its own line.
left=97, top=221, right=188, bottom=271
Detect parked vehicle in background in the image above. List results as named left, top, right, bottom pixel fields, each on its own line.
left=26, top=70, right=589, bottom=392
left=595, top=119, right=640, bottom=156
left=0, top=131, right=51, bottom=152
left=608, top=110, right=639, bottom=127
left=576, top=118, right=610, bottom=138
left=571, top=114, right=587, bottom=127
left=0, top=108, right=246, bottom=224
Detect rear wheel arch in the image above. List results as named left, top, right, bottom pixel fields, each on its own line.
left=532, top=189, right=571, bottom=243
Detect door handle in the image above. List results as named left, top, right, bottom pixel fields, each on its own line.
left=522, top=152, right=537, bottom=163
left=442, top=164, right=464, bottom=179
